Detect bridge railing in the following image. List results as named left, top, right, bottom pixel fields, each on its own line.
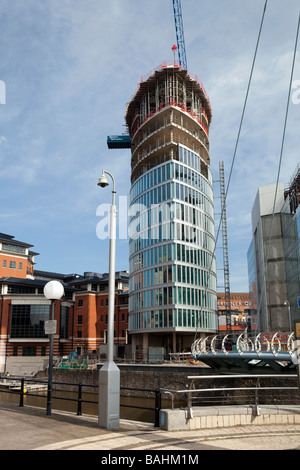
left=191, top=331, right=296, bottom=359
left=161, top=373, right=299, bottom=416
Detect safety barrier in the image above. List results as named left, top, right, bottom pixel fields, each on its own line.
left=0, top=376, right=162, bottom=427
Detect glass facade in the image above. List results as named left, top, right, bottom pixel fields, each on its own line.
left=10, top=304, right=50, bottom=338
left=248, top=169, right=300, bottom=332
left=126, top=65, right=217, bottom=353
left=128, top=144, right=217, bottom=333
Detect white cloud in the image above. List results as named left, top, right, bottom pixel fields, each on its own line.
left=0, top=0, right=299, bottom=289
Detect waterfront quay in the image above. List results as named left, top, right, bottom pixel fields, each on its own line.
left=1, top=400, right=300, bottom=451
left=1, top=362, right=300, bottom=451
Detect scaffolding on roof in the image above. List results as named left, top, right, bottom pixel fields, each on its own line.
left=284, top=163, right=300, bottom=214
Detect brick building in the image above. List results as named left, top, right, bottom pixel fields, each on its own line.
left=217, top=292, right=251, bottom=332
left=0, top=232, right=38, bottom=279
left=0, top=233, right=129, bottom=375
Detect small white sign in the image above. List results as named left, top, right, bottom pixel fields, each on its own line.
left=45, top=320, right=57, bottom=335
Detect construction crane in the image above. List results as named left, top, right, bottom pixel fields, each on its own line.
left=172, top=0, right=188, bottom=69
left=219, top=161, right=232, bottom=334
left=107, top=0, right=188, bottom=149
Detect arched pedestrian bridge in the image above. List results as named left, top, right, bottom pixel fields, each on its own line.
left=190, top=332, right=297, bottom=374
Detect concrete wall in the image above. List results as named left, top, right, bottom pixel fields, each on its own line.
left=160, top=405, right=300, bottom=431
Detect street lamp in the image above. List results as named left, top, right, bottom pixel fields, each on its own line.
left=284, top=300, right=292, bottom=331
left=97, top=170, right=120, bottom=429
left=44, top=280, right=64, bottom=416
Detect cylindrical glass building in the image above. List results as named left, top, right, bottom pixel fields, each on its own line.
left=126, top=63, right=217, bottom=357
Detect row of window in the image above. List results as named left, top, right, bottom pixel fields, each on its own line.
left=77, top=297, right=128, bottom=307
left=12, top=346, right=47, bottom=356
left=1, top=243, right=26, bottom=255
left=10, top=304, right=69, bottom=339
left=129, top=262, right=217, bottom=292
left=129, top=220, right=215, bottom=256
left=130, top=180, right=214, bottom=222
left=77, top=313, right=127, bottom=324
left=129, top=285, right=217, bottom=312
left=129, top=200, right=214, bottom=239
left=3, top=284, right=73, bottom=300
left=9, top=304, right=128, bottom=340
left=2, top=260, right=23, bottom=270
left=129, top=308, right=217, bottom=331
left=130, top=146, right=212, bottom=204
left=130, top=242, right=215, bottom=274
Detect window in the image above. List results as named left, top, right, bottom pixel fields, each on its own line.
left=77, top=331, right=82, bottom=338
left=10, top=304, right=50, bottom=338
left=60, top=306, right=69, bottom=339
left=78, top=299, right=83, bottom=307
left=22, top=347, right=36, bottom=356
left=3, top=260, right=6, bottom=268
left=8, top=285, right=35, bottom=294
left=2, top=243, right=26, bottom=255
left=77, top=315, right=83, bottom=325
left=41, top=346, right=46, bottom=356
left=19, top=262, right=22, bottom=270
left=9, top=261, right=16, bottom=269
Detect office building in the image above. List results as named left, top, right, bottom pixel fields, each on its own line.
left=217, top=292, right=251, bottom=332
left=0, top=233, right=129, bottom=374
left=248, top=164, right=300, bottom=332
left=126, top=63, right=218, bottom=358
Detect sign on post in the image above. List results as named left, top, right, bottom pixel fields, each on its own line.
left=44, top=320, right=57, bottom=335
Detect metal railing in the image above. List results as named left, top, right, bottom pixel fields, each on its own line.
left=0, top=376, right=162, bottom=427
left=191, top=331, right=296, bottom=357
left=161, top=374, right=299, bottom=417
left=1, top=373, right=299, bottom=425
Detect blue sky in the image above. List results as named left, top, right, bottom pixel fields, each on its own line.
left=0, top=0, right=299, bottom=292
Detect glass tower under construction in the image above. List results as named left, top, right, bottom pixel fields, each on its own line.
left=126, top=63, right=217, bottom=358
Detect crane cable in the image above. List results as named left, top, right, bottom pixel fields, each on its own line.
left=255, top=8, right=300, bottom=334
left=193, top=0, right=268, bottom=345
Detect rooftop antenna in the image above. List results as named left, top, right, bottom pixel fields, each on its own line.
left=171, top=44, right=177, bottom=65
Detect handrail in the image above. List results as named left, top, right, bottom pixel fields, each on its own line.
left=0, top=376, right=162, bottom=427
left=191, top=331, right=296, bottom=358
left=161, top=373, right=298, bottom=417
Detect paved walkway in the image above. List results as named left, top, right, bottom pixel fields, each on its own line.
left=1, top=401, right=300, bottom=451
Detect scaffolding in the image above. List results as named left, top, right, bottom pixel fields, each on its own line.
left=285, top=162, right=300, bottom=214
left=126, top=65, right=212, bottom=184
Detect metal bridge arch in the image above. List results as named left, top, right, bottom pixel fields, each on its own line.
left=190, top=331, right=297, bottom=373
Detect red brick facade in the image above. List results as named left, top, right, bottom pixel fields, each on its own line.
left=0, top=235, right=129, bottom=373
left=217, top=292, right=251, bottom=332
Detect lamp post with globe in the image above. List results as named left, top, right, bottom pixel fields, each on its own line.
left=44, top=280, right=64, bottom=416
left=97, top=170, right=120, bottom=429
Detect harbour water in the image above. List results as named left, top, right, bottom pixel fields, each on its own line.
left=0, top=387, right=171, bottom=423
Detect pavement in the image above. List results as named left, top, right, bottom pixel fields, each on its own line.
left=1, top=401, right=300, bottom=453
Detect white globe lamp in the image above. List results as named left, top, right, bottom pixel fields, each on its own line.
left=44, top=280, right=64, bottom=300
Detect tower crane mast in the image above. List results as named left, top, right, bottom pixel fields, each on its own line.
left=172, top=0, right=188, bottom=69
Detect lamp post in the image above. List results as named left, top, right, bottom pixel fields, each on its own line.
left=97, top=170, right=120, bottom=429
left=44, top=280, right=64, bottom=416
left=284, top=300, right=292, bottom=331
